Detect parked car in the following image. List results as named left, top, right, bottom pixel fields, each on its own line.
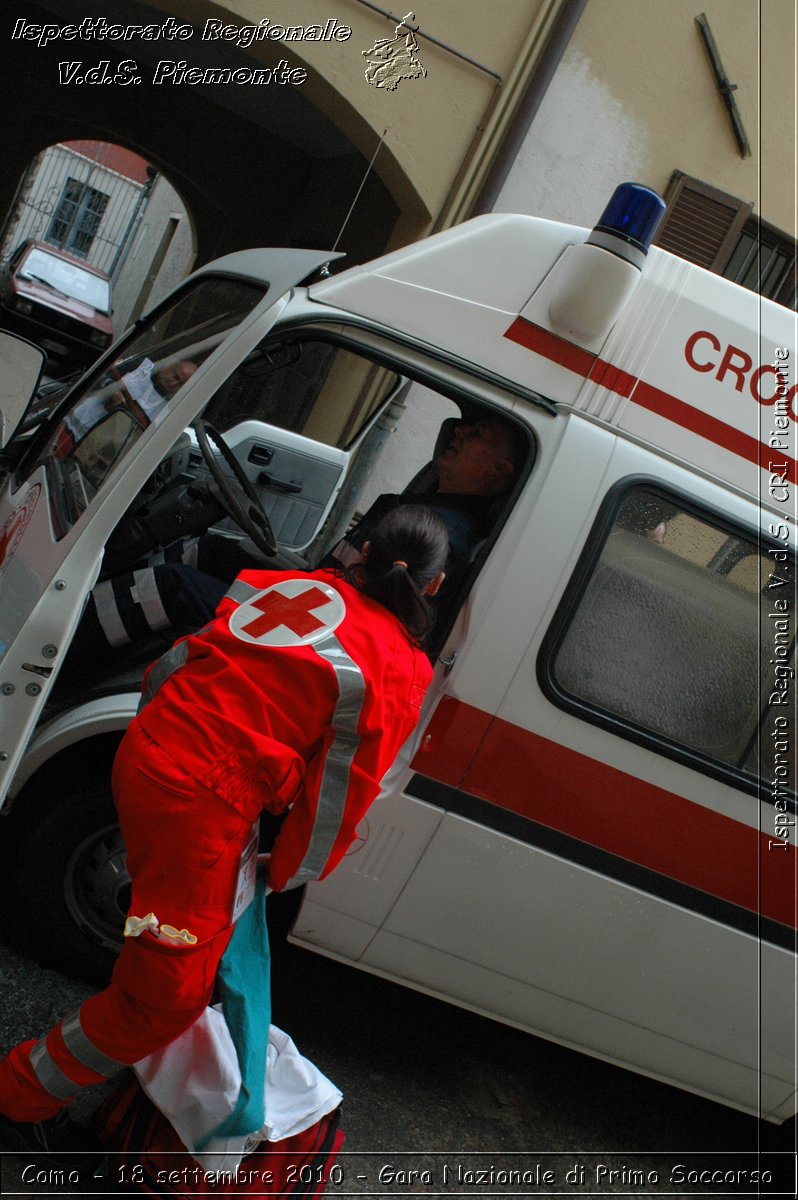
left=0, top=239, right=113, bottom=372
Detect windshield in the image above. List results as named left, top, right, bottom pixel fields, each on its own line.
left=21, top=277, right=266, bottom=539
left=19, top=247, right=112, bottom=313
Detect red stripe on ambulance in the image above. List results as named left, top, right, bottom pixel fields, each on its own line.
left=413, top=696, right=795, bottom=930
left=504, top=317, right=798, bottom=486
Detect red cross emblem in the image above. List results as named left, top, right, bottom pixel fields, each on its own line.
left=241, top=586, right=332, bottom=639
left=229, top=579, right=345, bottom=647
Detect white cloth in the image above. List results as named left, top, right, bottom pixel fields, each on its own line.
left=134, top=1008, right=341, bottom=1172
left=120, top=358, right=166, bottom=420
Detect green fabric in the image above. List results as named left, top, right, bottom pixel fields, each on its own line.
left=202, top=874, right=271, bottom=1144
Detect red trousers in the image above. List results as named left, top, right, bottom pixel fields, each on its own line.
left=0, top=721, right=254, bottom=1121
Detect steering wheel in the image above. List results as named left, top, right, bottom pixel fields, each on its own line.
left=194, top=419, right=278, bottom=557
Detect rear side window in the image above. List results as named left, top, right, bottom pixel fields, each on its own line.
left=541, top=486, right=795, bottom=793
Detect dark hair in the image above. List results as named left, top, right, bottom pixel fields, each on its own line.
left=484, top=414, right=526, bottom=482
left=351, top=505, right=449, bottom=642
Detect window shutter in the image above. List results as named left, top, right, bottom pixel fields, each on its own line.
left=654, top=172, right=753, bottom=271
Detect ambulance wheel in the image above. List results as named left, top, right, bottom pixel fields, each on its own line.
left=10, top=760, right=127, bottom=988
left=10, top=758, right=305, bottom=988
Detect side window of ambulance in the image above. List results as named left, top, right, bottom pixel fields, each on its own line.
left=202, top=339, right=400, bottom=450
left=543, top=487, right=795, bottom=790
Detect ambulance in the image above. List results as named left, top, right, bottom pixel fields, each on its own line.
left=0, top=184, right=795, bottom=1122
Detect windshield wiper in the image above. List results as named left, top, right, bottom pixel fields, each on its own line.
left=21, top=273, right=72, bottom=301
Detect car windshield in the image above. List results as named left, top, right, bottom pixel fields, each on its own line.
left=18, top=247, right=112, bottom=313
left=21, top=277, right=267, bottom=539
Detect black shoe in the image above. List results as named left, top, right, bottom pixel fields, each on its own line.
left=0, top=1109, right=105, bottom=1172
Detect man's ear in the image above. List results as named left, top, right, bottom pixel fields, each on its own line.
left=483, top=456, right=514, bottom=494
left=493, top=456, right=514, bottom=482
left=424, top=571, right=445, bottom=597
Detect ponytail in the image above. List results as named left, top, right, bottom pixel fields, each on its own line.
left=350, top=505, right=449, bottom=642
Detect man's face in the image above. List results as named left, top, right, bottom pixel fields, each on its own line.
left=153, top=361, right=197, bottom=397
left=436, top=419, right=516, bottom=496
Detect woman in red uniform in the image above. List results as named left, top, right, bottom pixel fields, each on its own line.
left=0, top=505, right=448, bottom=1147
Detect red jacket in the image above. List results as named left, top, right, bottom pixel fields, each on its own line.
left=137, top=569, right=433, bottom=891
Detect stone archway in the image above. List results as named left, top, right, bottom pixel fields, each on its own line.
left=1, top=139, right=197, bottom=333
left=2, top=1, right=413, bottom=271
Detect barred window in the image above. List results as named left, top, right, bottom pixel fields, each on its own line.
left=723, top=217, right=797, bottom=311
left=47, top=178, right=110, bottom=258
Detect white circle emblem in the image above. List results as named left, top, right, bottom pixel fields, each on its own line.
left=0, top=484, right=41, bottom=575
left=228, top=578, right=345, bottom=648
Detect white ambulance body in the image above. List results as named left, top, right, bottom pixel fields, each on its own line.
left=0, top=186, right=795, bottom=1122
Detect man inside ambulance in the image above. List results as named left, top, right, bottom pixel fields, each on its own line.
left=327, top=414, right=524, bottom=587
left=68, top=412, right=524, bottom=657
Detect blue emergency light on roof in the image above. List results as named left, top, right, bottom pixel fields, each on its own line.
left=546, top=182, right=667, bottom=341
left=589, top=182, right=666, bottom=258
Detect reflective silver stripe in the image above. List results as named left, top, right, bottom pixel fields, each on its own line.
left=60, top=1009, right=126, bottom=1078
left=224, top=578, right=259, bottom=605
left=181, top=537, right=200, bottom=568
left=29, top=1040, right=78, bottom=1101
left=139, top=640, right=190, bottom=710
left=284, top=632, right=366, bottom=889
left=93, top=579, right=130, bottom=648
left=133, top=568, right=171, bottom=632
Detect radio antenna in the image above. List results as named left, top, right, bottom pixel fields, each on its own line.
left=320, top=128, right=389, bottom=274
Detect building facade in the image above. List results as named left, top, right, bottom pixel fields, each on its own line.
left=4, top=0, right=577, bottom=270
left=355, top=0, right=797, bottom=508
left=491, top=0, right=796, bottom=309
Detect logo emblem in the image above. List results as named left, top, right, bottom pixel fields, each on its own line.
left=362, top=11, right=426, bottom=90
left=229, top=578, right=345, bottom=648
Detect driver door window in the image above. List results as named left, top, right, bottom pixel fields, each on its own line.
left=200, top=339, right=403, bottom=553
left=203, top=338, right=398, bottom=450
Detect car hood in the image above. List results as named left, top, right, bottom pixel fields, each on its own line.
left=14, top=277, right=113, bottom=333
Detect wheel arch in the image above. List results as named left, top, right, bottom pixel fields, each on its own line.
left=6, top=692, right=138, bottom=805
left=3, top=689, right=306, bottom=984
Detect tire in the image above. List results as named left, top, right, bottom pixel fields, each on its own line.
left=8, top=754, right=305, bottom=988
left=10, top=773, right=128, bottom=987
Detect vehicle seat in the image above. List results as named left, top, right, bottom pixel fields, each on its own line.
left=401, top=417, right=460, bottom=495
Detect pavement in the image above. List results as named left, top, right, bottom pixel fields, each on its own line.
left=0, top=936, right=795, bottom=1197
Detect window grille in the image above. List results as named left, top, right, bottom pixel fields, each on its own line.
left=47, top=178, right=110, bottom=258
